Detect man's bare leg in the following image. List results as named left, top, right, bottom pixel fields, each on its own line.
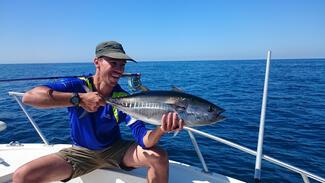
left=122, top=144, right=169, bottom=183
left=13, top=154, right=72, bottom=183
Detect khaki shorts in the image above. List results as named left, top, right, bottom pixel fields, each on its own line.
left=56, top=139, right=135, bottom=181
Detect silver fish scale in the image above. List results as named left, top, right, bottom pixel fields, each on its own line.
left=115, top=102, right=176, bottom=125
left=127, top=101, right=173, bottom=114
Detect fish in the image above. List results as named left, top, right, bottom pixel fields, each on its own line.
left=105, top=89, right=225, bottom=127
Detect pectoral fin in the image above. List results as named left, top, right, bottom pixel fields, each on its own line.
left=171, top=85, right=184, bottom=93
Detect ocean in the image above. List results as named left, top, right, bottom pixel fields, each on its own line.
left=0, top=59, right=324, bottom=182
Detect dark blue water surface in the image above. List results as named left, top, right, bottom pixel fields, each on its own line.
left=0, top=60, right=324, bottom=183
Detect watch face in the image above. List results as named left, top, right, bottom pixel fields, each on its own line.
left=70, top=94, right=80, bottom=106
left=71, top=96, right=80, bottom=104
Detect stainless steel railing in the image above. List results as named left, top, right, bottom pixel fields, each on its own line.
left=9, top=92, right=49, bottom=145
left=8, top=91, right=325, bottom=183
left=183, top=126, right=325, bottom=183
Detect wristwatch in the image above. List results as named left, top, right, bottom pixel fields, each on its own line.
left=70, top=93, right=81, bottom=106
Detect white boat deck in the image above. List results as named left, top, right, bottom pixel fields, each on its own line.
left=0, top=143, right=244, bottom=183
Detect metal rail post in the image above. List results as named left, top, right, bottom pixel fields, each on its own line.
left=9, top=92, right=50, bottom=145
left=254, top=51, right=271, bottom=182
left=187, top=130, right=209, bottom=172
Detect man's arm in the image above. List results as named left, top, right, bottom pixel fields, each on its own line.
left=143, top=112, right=184, bottom=148
left=22, top=86, right=73, bottom=108
left=22, top=86, right=105, bottom=111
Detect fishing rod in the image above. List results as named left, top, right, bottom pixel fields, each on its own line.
left=0, top=73, right=141, bottom=82
left=0, top=72, right=146, bottom=92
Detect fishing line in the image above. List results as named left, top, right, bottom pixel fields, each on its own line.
left=0, top=73, right=144, bottom=93
left=0, top=73, right=141, bottom=82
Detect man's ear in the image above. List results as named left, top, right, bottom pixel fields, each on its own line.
left=94, top=57, right=100, bottom=68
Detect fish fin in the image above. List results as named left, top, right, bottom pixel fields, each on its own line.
left=171, top=85, right=184, bottom=93
left=164, top=103, right=187, bottom=114
left=173, top=131, right=179, bottom=138
left=174, top=105, right=186, bottom=114
left=126, top=117, right=138, bottom=126
left=140, top=85, right=150, bottom=92
left=79, top=110, right=89, bottom=119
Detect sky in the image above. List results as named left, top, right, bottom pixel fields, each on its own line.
left=0, top=0, right=324, bottom=63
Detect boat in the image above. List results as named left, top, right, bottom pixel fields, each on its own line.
left=0, top=98, right=245, bottom=183
left=1, top=52, right=324, bottom=183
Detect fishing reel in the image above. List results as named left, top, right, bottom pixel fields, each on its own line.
left=126, top=73, right=149, bottom=93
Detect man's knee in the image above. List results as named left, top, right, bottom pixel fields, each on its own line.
left=148, top=148, right=169, bottom=167
left=13, top=165, right=35, bottom=183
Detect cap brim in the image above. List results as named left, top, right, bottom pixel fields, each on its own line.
left=100, top=52, right=136, bottom=62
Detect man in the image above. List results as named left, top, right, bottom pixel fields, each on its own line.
left=13, top=41, right=184, bottom=183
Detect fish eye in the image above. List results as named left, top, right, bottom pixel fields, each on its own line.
left=208, top=105, right=214, bottom=112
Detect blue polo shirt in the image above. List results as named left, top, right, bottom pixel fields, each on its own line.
left=44, top=77, right=148, bottom=150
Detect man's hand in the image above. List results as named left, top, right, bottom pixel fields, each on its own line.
left=79, top=92, right=106, bottom=112
left=143, top=112, right=185, bottom=148
left=160, top=112, right=184, bottom=133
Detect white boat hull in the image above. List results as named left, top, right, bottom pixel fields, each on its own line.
left=0, top=143, right=244, bottom=183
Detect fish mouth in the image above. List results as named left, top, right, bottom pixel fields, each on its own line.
left=203, top=115, right=226, bottom=126
left=215, top=107, right=225, bottom=116
left=215, top=115, right=226, bottom=122
left=206, top=114, right=226, bottom=125
left=191, top=114, right=226, bottom=127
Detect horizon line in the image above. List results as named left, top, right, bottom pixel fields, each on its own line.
left=0, top=57, right=325, bottom=65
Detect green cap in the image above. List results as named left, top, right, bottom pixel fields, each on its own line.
left=95, top=41, right=136, bottom=62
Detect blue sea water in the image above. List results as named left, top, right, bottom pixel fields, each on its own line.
left=0, top=59, right=324, bottom=183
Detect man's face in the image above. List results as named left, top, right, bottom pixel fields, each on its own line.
left=96, top=56, right=126, bottom=87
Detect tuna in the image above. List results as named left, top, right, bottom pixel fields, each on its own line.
left=106, top=90, right=225, bottom=127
